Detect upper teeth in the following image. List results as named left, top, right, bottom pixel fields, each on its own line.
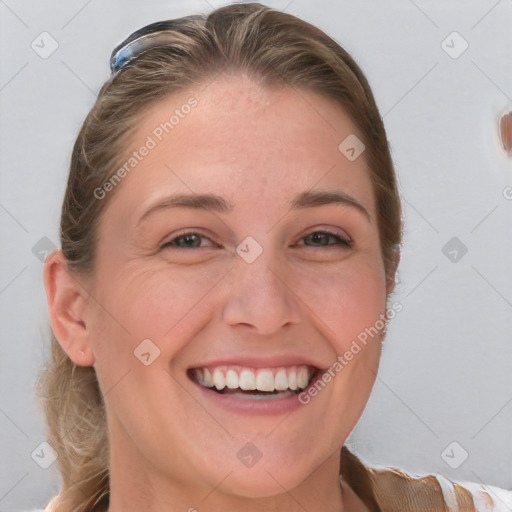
left=193, top=365, right=314, bottom=392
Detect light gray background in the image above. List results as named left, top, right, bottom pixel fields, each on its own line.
left=1, top=0, right=511, bottom=510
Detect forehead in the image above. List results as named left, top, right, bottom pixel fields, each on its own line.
left=102, top=73, right=375, bottom=224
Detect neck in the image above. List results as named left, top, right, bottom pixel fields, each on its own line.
left=106, top=440, right=346, bottom=512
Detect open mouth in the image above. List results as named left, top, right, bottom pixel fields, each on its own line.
left=188, top=365, right=319, bottom=399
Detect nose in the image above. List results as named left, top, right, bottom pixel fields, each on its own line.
left=221, top=248, right=302, bottom=335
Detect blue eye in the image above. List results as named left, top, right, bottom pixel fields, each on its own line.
left=161, top=232, right=215, bottom=249
left=300, top=231, right=352, bottom=248
left=161, top=230, right=351, bottom=250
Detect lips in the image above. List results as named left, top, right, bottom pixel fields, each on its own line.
left=190, top=364, right=318, bottom=395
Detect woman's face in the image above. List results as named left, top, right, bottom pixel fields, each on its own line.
left=81, top=73, right=393, bottom=500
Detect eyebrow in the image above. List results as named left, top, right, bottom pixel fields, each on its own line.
left=136, top=189, right=371, bottom=226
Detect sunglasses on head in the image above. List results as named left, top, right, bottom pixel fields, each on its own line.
left=109, top=19, right=194, bottom=74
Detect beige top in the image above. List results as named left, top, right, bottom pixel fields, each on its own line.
left=340, top=445, right=512, bottom=511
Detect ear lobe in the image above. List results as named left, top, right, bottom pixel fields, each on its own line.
left=386, top=247, right=401, bottom=296
left=43, top=249, right=95, bottom=367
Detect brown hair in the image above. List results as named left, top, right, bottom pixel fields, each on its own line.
left=37, top=3, right=403, bottom=511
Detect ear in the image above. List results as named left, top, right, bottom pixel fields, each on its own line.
left=385, top=246, right=401, bottom=296
left=43, top=249, right=95, bottom=367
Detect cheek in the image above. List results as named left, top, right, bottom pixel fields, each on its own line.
left=90, top=263, right=227, bottom=363
left=124, top=265, right=230, bottom=338
left=291, top=257, right=388, bottom=350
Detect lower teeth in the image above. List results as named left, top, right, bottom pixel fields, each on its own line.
left=216, top=388, right=295, bottom=399
left=210, top=387, right=303, bottom=398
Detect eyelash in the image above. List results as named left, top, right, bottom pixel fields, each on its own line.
left=160, top=230, right=352, bottom=250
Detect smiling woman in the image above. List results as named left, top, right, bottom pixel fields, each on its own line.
left=36, top=3, right=512, bottom=512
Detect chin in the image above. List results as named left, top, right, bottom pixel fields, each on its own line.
left=208, top=464, right=308, bottom=499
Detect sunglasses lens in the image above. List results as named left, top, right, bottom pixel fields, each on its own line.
left=109, top=19, right=192, bottom=73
